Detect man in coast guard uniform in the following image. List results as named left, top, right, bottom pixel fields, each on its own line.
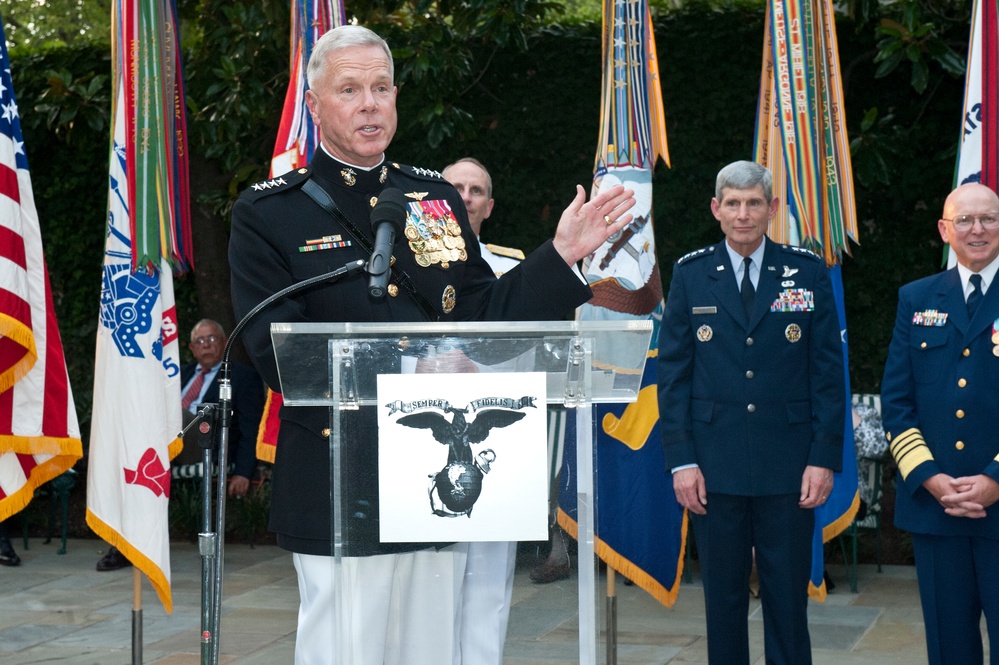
left=228, top=25, right=635, bottom=665
left=658, top=161, right=844, bottom=665
left=881, top=182, right=999, bottom=665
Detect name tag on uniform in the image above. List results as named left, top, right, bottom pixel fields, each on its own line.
left=912, top=310, right=947, bottom=326
left=692, top=306, right=717, bottom=315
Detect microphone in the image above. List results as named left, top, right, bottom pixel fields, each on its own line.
left=368, top=187, right=407, bottom=298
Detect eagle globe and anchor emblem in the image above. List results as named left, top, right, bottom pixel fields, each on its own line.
left=388, top=397, right=535, bottom=518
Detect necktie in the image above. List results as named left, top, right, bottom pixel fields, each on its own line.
left=181, top=367, right=209, bottom=410
left=967, top=273, right=983, bottom=318
left=741, top=256, right=755, bottom=316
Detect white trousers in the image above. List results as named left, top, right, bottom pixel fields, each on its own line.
left=293, top=547, right=466, bottom=665
left=455, top=541, right=517, bottom=665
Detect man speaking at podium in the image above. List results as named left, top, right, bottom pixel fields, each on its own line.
left=229, top=24, right=635, bottom=665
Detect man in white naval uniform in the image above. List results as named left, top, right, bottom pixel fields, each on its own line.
left=442, top=158, right=523, bottom=665
left=444, top=158, right=524, bottom=277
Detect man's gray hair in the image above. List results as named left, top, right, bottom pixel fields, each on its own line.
left=715, top=161, right=773, bottom=202
left=442, top=157, right=493, bottom=198
left=191, top=318, right=226, bottom=341
left=307, top=25, right=394, bottom=89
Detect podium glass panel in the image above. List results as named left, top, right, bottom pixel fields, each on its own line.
left=271, top=320, right=652, bottom=664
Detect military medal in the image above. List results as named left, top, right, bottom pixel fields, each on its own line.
left=785, top=323, right=802, bottom=343
left=405, top=200, right=467, bottom=269
left=912, top=309, right=948, bottom=326
left=696, top=325, right=713, bottom=342
left=341, top=168, right=356, bottom=186
left=442, top=285, right=456, bottom=313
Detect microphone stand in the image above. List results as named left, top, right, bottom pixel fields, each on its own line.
left=187, top=259, right=366, bottom=665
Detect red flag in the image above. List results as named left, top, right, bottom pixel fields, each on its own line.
left=257, top=0, right=345, bottom=463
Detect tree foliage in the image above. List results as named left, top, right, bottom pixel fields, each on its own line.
left=1, top=0, right=111, bottom=48
left=6, top=0, right=980, bottom=432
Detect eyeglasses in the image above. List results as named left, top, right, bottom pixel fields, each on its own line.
left=944, top=214, right=999, bottom=230
left=191, top=335, right=221, bottom=346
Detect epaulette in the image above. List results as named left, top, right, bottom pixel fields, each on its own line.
left=388, top=162, right=445, bottom=182
left=241, top=167, right=311, bottom=202
left=484, top=243, right=525, bottom=261
left=780, top=244, right=823, bottom=262
left=676, top=245, right=714, bottom=265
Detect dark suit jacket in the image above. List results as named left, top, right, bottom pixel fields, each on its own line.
left=658, top=237, right=845, bottom=495
left=228, top=149, right=592, bottom=555
left=180, top=361, right=265, bottom=480
left=881, top=267, right=999, bottom=538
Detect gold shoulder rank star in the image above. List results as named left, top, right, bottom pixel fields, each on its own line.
left=406, top=191, right=429, bottom=201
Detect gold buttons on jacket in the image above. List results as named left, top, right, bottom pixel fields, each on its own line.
left=958, top=378, right=967, bottom=388
left=955, top=441, right=965, bottom=451
left=388, top=284, right=399, bottom=297
left=963, top=348, right=971, bottom=357
left=956, top=409, right=965, bottom=419
left=920, top=342, right=927, bottom=348
left=321, top=428, right=331, bottom=438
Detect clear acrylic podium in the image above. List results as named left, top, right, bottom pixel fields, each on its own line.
left=271, top=319, right=653, bottom=664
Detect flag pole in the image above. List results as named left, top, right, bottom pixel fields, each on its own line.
left=132, top=567, right=143, bottom=665
left=606, top=570, right=617, bottom=665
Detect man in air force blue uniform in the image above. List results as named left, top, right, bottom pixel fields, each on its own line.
left=881, top=182, right=999, bottom=665
left=658, top=161, right=844, bottom=665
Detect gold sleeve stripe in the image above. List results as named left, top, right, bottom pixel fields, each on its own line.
left=889, top=427, right=935, bottom=480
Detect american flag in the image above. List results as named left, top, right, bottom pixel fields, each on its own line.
left=0, top=14, right=83, bottom=520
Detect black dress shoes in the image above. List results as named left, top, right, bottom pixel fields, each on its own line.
left=530, top=558, right=570, bottom=584
left=96, top=546, right=132, bottom=571
left=0, top=536, right=20, bottom=567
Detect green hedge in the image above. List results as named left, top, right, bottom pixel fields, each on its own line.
left=11, top=8, right=965, bottom=444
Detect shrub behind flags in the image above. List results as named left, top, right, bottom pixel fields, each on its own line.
left=85, top=0, right=191, bottom=613
left=257, top=0, right=345, bottom=465
left=0, top=15, right=82, bottom=519
left=754, top=0, right=859, bottom=601
left=948, top=0, right=999, bottom=267
left=558, top=0, right=685, bottom=607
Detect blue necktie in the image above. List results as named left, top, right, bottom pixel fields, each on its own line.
left=967, top=273, right=983, bottom=319
left=741, top=257, right=755, bottom=317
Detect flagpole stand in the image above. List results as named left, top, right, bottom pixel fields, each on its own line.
left=132, top=567, right=142, bottom=665
left=606, top=569, right=617, bottom=665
